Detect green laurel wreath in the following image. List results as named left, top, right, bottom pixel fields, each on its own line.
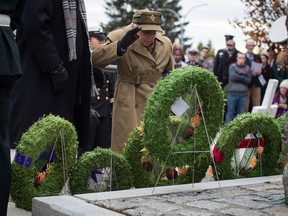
left=69, top=148, right=133, bottom=195
left=143, top=67, right=224, bottom=171
left=274, top=114, right=286, bottom=136
left=214, top=112, right=282, bottom=180
left=123, top=127, right=153, bottom=188
left=124, top=124, right=213, bottom=187
left=11, top=114, right=78, bottom=210
left=274, top=114, right=288, bottom=170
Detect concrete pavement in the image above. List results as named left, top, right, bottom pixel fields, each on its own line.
left=32, top=175, right=287, bottom=216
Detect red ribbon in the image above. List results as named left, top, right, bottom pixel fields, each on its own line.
left=238, top=138, right=264, bottom=149
left=213, top=138, right=265, bottom=164
left=213, top=145, right=225, bottom=164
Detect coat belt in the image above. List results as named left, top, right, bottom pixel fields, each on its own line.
left=118, top=74, right=161, bottom=85
left=0, top=14, right=10, bottom=26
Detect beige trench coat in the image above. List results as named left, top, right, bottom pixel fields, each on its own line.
left=92, top=24, right=173, bottom=152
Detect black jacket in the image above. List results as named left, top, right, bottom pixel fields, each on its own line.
left=0, top=0, right=24, bottom=77
left=91, top=68, right=114, bottom=117
left=213, top=48, right=239, bottom=87
left=10, top=0, right=91, bottom=149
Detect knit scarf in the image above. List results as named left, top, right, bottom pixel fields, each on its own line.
left=62, top=0, right=88, bottom=61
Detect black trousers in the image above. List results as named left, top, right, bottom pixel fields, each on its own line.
left=87, top=115, right=112, bottom=151
left=0, top=75, right=16, bottom=216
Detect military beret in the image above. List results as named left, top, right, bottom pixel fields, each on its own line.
left=132, top=9, right=162, bottom=31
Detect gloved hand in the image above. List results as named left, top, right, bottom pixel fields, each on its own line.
left=117, top=26, right=141, bottom=56
left=49, top=62, right=68, bottom=95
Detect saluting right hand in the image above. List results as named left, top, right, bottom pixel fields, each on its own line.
left=118, top=26, right=142, bottom=52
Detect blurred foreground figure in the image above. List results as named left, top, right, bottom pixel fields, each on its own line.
left=0, top=1, right=23, bottom=214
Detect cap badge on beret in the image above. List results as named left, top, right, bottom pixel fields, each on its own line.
left=132, top=9, right=162, bottom=31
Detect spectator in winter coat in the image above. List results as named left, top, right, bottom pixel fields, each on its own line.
left=225, top=52, right=252, bottom=123
left=213, top=39, right=239, bottom=88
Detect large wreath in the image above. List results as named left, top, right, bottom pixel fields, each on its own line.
left=11, top=114, right=78, bottom=210
left=213, top=112, right=282, bottom=180
left=123, top=126, right=153, bottom=188
left=69, top=148, right=133, bottom=195
left=125, top=120, right=216, bottom=187
left=274, top=114, right=286, bottom=136
left=274, top=114, right=288, bottom=169
left=143, top=67, right=224, bottom=169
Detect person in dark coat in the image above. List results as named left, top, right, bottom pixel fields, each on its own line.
left=9, top=0, right=91, bottom=155
left=0, top=1, right=23, bottom=214
left=260, top=51, right=274, bottom=102
left=186, top=49, right=202, bottom=67
left=88, top=27, right=114, bottom=150
left=213, top=38, right=239, bottom=88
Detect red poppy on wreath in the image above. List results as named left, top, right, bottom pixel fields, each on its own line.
left=166, top=168, right=178, bottom=179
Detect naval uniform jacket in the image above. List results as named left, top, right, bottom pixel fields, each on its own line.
left=92, top=24, right=173, bottom=152
left=213, top=48, right=239, bottom=88
left=91, top=67, right=114, bottom=117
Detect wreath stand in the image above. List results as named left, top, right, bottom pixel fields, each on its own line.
left=151, top=85, right=223, bottom=196
left=231, top=129, right=264, bottom=177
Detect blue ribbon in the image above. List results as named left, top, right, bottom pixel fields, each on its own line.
left=13, top=152, right=32, bottom=167
left=36, top=150, right=56, bottom=162
left=90, top=169, right=103, bottom=183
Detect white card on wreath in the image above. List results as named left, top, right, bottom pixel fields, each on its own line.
left=171, top=97, right=189, bottom=117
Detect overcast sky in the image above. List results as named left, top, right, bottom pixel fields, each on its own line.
left=85, top=0, right=249, bottom=52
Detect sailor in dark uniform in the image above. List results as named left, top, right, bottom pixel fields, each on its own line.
left=88, top=27, right=114, bottom=150
left=213, top=35, right=239, bottom=88
left=186, top=50, right=202, bottom=67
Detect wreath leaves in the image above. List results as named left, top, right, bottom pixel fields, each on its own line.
left=214, top=112, right=282, bottom=180
left=69, top=148, right=133, bottom=194
left=143, top=67, right=224, bottom=177
left=11, top=115, right=78, bottom=210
